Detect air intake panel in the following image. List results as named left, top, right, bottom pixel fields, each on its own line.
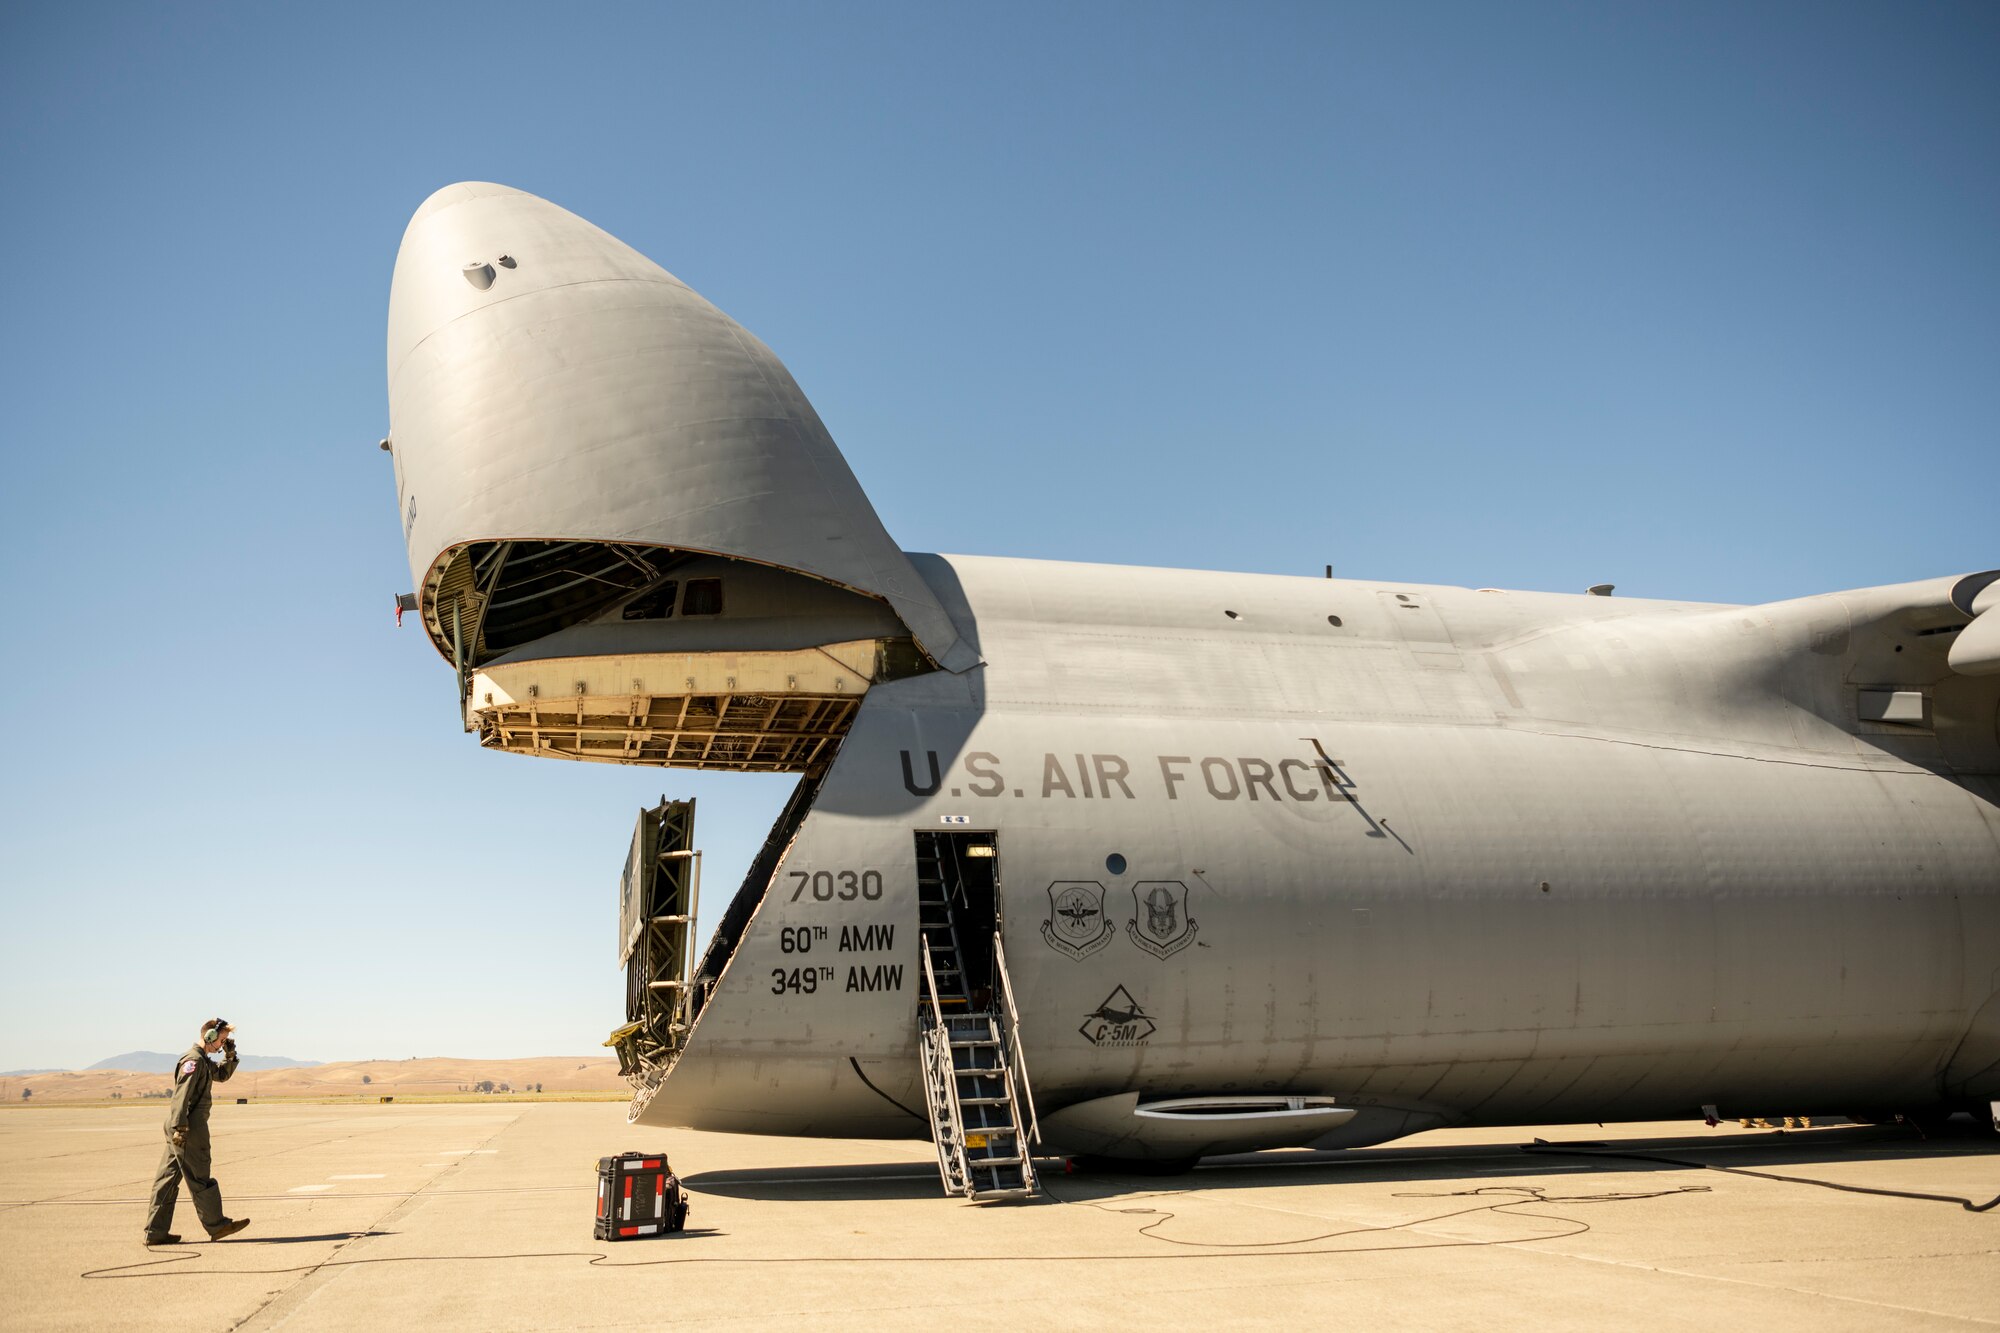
left=385, top=181, right=971, bottom=676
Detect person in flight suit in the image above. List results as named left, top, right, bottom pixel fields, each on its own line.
left=142, top=1019, right=251, bottom=1244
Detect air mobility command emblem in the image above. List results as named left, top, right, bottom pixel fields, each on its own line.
left=1126, top=881, right=1197, bottom=958
left=1042, top=881, right=1112, bottom=959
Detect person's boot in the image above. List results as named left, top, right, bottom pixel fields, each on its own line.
left=143, top=1233, right=180, bottom=1245
left=206, top=1218, right=251, bottom=1241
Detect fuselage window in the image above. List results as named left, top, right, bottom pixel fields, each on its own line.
left=682, top=578, right=724, bottom=616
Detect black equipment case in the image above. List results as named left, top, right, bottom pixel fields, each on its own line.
left=594, top=1150, right=689, bottom=1239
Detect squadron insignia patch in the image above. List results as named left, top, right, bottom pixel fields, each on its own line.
left=179, top=1058, right=197, bottom=1076
left=1126, top=881, right=1197, bottom=958
left=1042, top=881, right=1113, bottom=959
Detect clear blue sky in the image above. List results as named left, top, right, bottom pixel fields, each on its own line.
left=2, top=2, right=1994, bottom=1069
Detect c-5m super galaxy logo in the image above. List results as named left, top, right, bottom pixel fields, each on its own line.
left=1126, top=881, right=1197, bottom=958
left=1042, top=881, right=1112, bottom=959
left=1080, top=985, right=1156, bottom=1046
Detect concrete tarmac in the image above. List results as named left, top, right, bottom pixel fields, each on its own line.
left=2, top=1102, right=1996, bottom=1330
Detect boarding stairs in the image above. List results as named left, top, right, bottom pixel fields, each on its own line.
left=918, top=927, right=1040, bottom=1201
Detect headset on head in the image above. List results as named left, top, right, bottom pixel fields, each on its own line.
left=202, top=1019, right=231, bottom=1046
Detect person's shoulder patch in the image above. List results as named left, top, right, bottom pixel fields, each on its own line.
left=180, top=1058, right=197, bottom=1076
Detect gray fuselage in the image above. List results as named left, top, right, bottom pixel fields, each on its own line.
left=641, top=553, right=2000, bottom=1145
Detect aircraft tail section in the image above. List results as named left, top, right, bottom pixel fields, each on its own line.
left=1756, top=569, right=2000, bottom=778
left=1946, top=571, right=2000, bottom=676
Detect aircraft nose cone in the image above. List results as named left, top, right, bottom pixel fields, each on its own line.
left=382, top=182, right=973, bottom=670
left=387, top=181, right=686, bottom=384
left=407, top=180, right=529, bottom=226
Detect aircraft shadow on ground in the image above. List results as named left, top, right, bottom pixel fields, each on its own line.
left=685, top=1162, right=944, bottom=1203
left=685, top=1126, right=1996, bottom=1203
left=1089, top=1125, right=2000, bottom=1196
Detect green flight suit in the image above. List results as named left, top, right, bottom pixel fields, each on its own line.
left=144, top=1044, right=238, bottom=1237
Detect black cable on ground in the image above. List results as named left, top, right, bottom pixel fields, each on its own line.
left=1035, top=1177, right=1710, bottom=1248
left=80, top=1182, right=1709, bottom=1279
left=1520, top=1139, right=2000, bottom=1213
left=79, top=1135, right=1994, bottom=1282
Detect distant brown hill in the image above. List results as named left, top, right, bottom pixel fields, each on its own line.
left=0, top=1057, right=627, bottom=1105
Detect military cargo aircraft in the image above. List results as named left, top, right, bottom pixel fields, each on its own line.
left=386, top=182, right=2000, bottom=1198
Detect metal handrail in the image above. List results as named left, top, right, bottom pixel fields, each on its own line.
left=918, top=930, right=943, bottom=1027
left=991, top=930, right=1040, bottom=1149
left=918, top=932, right=972, bottom=1196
